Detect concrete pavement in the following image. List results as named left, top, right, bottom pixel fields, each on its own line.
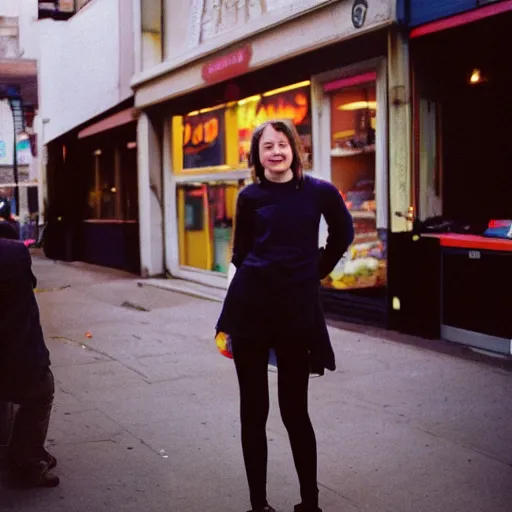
left=0, top=256, right=511, bottom=512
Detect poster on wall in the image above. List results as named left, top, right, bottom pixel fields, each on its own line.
left=16, top=138, right=33, bottom=166
left=183, top=110, right=226, bottom=169
left=237, top=85, right=312, bottom=169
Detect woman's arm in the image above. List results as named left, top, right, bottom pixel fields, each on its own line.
left=318, top=182, right=354, bottom=279
left=231, top=192, right=254, bottom=269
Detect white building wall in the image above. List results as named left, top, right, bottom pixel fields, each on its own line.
left=0, top=0, right=40, bottom=170
left=38, top=0, right=123, bottom=144
left=0, top=0, right=40, bottom=60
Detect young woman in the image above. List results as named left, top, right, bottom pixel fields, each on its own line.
left=217, top=120, right=354, bottom=512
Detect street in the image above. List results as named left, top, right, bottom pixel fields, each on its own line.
left=1, top=256, right=511, bottom=512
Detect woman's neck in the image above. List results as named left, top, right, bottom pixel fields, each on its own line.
left=264, top=169, right=294, bottom=183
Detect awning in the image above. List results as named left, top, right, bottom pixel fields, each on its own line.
left=411, top=0, right=512, bottom=38
left=77, top=107, right=136, bottom=139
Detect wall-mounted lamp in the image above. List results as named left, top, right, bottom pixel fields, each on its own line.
left=469, top=68, right=483, bottom=84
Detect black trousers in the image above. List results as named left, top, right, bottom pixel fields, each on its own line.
left=232, top=337, right=319, bottom=510
left=1, top=368, right=55, bottom=467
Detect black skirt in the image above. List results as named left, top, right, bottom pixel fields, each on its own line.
left=216, top=266, right=336, bottom=372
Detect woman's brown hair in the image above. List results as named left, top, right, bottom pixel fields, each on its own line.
left=248, top=120, right=304, bottom=184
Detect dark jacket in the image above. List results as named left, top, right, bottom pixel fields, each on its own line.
left=0, top=239, right=50, bottom=395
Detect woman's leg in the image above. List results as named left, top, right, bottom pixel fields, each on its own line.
left=275, top=344, right=319, bottom=509
left=232, top=338, right=271, bottom=510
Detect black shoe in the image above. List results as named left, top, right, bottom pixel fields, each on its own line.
left=294, top=504, right=322, bottom=512
left=247, top=507, right=276, bottom=512
left=8, top=461, right=60, bottom=489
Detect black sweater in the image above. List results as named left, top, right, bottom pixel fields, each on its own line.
left=232, top=174, right=354, bottom=282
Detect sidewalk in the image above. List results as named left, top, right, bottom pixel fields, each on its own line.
left=1, top=257, right=511, bottom=512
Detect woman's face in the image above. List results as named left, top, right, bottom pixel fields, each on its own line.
left=258, top=124, right=293, bottom=175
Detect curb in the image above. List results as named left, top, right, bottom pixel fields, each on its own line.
left=138, top=280, right=225, bottom=303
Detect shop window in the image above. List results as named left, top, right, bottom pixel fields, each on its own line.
left=183, top=107, right=227, bottom=169
left=86, top=144, right=138, bottom=221
left=176, top=180, right=247, bottom=273
left=321, top=81, right=387, bottom=291
left=172, top=81, right=313, bottom=174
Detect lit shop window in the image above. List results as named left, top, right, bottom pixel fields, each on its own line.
left=85, top=143, right=138, bottom=221
left=321, top=82, right=387, bottom=291
left=176, top=180, right=248, bottom=273
left=172, top=81, right=313, bottom=174
left=182, top=106, right=229, bottom=170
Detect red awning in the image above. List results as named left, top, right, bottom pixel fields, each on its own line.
left=323, top=72, right=377, bottom=92
left=411, top=0, right=512, bottom=39
left=78, top=108, right=136, bottom=139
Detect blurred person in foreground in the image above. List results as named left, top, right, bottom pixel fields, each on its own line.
left=0, top=196, right=20, bottom=240
left=216, top=120, right=354, bottom=512
left=0, top=224, right=59, bottom=488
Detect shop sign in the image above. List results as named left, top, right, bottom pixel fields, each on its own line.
left=183, top=110, right=226, bottom=169
left=202, top=46, right=252, bottom=85
left=16, top=138, right=32, bottom=166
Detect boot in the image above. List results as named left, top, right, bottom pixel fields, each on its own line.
left=8, top=460, right=60, bottom=488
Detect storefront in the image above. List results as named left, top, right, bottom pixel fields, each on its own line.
left=134, top=0, right=410, bottom=326
left=44, top=103, right=140, bottom=273
left=392, top=0, right=512, bottom=353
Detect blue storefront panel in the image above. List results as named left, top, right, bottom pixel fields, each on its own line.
left=398, top=0, right=508, bottom=27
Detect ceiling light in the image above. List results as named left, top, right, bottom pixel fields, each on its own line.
left=262, top=81, right=311, bottom=97
left=338, top=101, right=377, bottom=111
left=469, top=69, right=482, bottom=84
left=238, top=94, right=261, bottom=106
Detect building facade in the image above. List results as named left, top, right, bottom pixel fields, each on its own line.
left=390, top=0, right=512, bottom=354
left=132, top=0, right=414, bottom=326
left=38, top=0, right=140, bottom=273
left=0, top=0, right=40, bottom=243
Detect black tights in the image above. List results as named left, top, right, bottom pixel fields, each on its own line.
left=233, top=338, right=318, bottom=510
